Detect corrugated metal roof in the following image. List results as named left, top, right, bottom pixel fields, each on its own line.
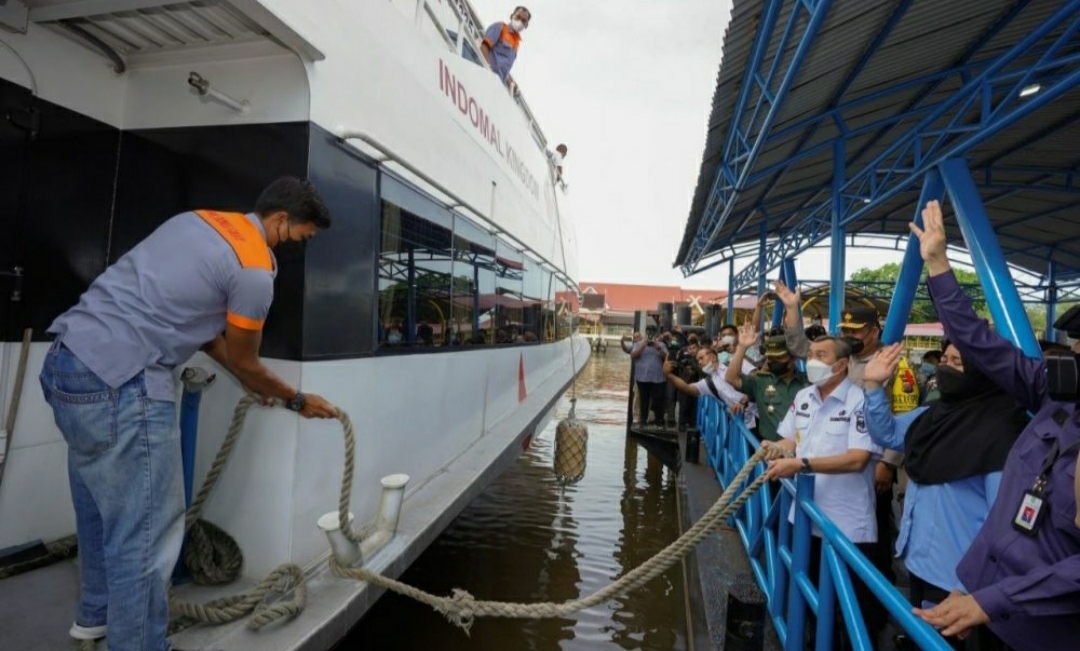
left=26, top=0, right=324, bottom=61
left=679, top=0, right=1080, bottom=281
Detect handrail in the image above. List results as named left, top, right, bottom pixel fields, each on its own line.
left=697, top=398, right=953, bottom=651
left=335, top=128, right=577, bottom=295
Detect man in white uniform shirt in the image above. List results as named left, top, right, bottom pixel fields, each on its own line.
left=762, top=335, right=884, bottom=640
left=664, top=345, right=756, bottom=429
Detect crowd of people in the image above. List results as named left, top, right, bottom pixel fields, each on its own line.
left=620, top=201, right=1080, bottom=651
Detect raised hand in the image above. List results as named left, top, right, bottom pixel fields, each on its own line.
left=774, top=279, right=800, bottom=310
left=864, top=342, right=904, bottom=386
left=910, top=200, right=951, bottom=275
left=738, top=322, right=759, bottom=349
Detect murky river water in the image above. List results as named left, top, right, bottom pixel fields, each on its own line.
left=342, top=352, right=688, bottom=650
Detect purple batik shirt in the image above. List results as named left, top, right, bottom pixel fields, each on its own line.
left=928, top=270, right=1080, bottom=650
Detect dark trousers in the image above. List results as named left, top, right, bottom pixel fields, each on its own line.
left=907, top=574, right=1013, bottom=651
left=636, top=381, right=666, bottom=425
left=871, top=484, right=897, bottom=584
left=678, top=391, right=697, bottom=430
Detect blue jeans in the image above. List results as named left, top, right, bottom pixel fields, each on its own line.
left=40, top=343, right=184, bottom=651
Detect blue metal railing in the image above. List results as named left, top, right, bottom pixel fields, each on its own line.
left=697, top=398, right=952, bottom=650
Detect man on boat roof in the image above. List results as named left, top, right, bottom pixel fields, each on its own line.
left=481, top=5, right=531, bottom=89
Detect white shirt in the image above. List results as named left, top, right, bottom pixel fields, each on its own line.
left=551, top=151, right=564, bottom=173
left=693, top=365, right=757, bottom=429
left=776, top=378, right=880, bottom=543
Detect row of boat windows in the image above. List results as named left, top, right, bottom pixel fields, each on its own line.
left=377, top=199, right=578, bottom=349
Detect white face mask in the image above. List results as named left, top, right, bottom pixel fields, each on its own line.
left=721, top=335, right=736, bottom=346
left=702, top=362, right=716, bottom=375
left=717, top=351, right=733, bottom=365
left=510, top=18, right=526, bottom=32
left=805, top=359, right=837, bottom=386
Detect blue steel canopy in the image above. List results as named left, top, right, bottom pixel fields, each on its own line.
left=676, top=0, right=1080, bottom=289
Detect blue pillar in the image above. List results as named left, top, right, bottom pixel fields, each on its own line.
left=773, top=256, right=800, bottom=330
left=1046, top=260, right=1058, bottom=343
left=759, top=221, right=768, bottom=331
left=829, top=141, right=846, bottom=335
left=727, top=258, right=736, bottom=326
left=939, top=158, right=1041, bottom=358
left=882, top=169, right=944, bottom=344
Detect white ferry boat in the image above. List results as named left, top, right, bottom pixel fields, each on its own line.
left=0, top=1, right=587, bottom=648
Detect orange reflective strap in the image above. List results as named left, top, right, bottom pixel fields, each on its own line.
left=499, top=24, right=521, bottom=51
left=194, top=210, right=274, bottom=271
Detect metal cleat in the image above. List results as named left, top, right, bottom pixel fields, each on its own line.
left=180, top=367, right=216, bottom=393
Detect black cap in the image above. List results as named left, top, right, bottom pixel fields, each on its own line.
left=1053, top=304, right=1080, bottom=339
left=839, top=305, right=880, bottom=330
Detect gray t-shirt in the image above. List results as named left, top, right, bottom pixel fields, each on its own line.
left=49, top=211, right=276, bottom=401
left=632, top=341, right=665, bottom=383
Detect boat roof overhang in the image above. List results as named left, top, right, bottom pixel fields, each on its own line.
left=19, top=0, right=323, bottom=66
left=676, top=0, right=1080, bottom=291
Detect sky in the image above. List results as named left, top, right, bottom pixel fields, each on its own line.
left=467, top=0, right=908, bottom=292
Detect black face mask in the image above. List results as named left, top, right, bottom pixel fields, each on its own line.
left=934, top=365, right=993, bottom=401
left=767, top=360, right=790, bottom=375
left=841, top=336, right=865, bottom=356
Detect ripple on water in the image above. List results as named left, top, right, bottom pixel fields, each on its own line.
left=343, top=353, right=688, bottom=651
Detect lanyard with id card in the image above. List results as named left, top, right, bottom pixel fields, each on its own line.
left=1013, top=437, right=1080, bottom=535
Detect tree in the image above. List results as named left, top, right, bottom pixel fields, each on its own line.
left=848, top=263, right=987, bottom=323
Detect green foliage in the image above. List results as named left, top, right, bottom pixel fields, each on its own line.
left=848, top=263, right=987, bottom=323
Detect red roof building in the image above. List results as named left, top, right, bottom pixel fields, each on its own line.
left=577, top=282, right=729, bottom=318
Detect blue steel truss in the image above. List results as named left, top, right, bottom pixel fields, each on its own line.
left=682, top=0, right=1080, bottom=292
left=696, top=0, right=834, bottom=262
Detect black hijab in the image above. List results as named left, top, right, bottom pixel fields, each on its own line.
left=904, top=363, right=1027, bottom=484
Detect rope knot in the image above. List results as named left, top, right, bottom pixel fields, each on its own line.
left=434, top=588, right=478, bottom=634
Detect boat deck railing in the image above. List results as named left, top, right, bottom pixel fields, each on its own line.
left=697, top=398, right=953, bottom=650
left=409, top=0, right=550, bottom=151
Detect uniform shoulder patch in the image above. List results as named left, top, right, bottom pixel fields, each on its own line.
left=855, top=409, right=866, bottom=433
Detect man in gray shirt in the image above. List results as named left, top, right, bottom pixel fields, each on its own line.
left=40, top=177, right=338, bottom=651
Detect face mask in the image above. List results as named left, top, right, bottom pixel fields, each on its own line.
left=702, top=362, right=716, bottom=375
left=721, top=335, right=736, bottom=346
left=841, top=335, right=865, bottom=356
left=510, top=19, right=526, bottom=32
left=745, top=347, right=762, bottom=362
left=717, top=351, right=733, bottom=365
left=767, top=360, right=790, bottom=375
left=275, top=221, right=305, bottom=253
left=387, top=332, right=402, bottom=344
left=805, top=359, right=836, bottom=386
left=920, top=363, right=936, bottom=376
left=934, top=365, right=993, bottom=401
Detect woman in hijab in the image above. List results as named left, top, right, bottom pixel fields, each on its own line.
left=863, top=340, right=1027, bottom=651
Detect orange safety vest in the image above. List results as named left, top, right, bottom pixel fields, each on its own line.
left=195, top=210, right=274, bottom=330
left=499, top=23, right=521, bottom=51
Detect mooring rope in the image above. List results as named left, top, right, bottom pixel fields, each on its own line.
left=550, top=166, right=578, bottom=413
left=168, top=394, right=310, bottom=633
left=330, top=447, right=768, bottom=634
left=92, top=395, right=767, bottom=647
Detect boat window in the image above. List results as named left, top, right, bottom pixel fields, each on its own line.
left=378, top=200, right=455, bottom=349
left=490, top=240, right=525, bottom=344
left=447, top=213, right=494, bottom=347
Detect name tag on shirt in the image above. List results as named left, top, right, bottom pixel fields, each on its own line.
left=1012, top=490, right=1047, bottom=535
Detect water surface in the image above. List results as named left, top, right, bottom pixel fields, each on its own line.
left=344, top=353, right=687, bottom=650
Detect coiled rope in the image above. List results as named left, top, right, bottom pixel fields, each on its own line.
left=75, top=396, right=766, bottom=649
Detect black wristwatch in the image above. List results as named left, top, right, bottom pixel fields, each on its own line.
left=285, top=392, right=306, bottom=412
left=799, top=457, right=813, bottom=474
